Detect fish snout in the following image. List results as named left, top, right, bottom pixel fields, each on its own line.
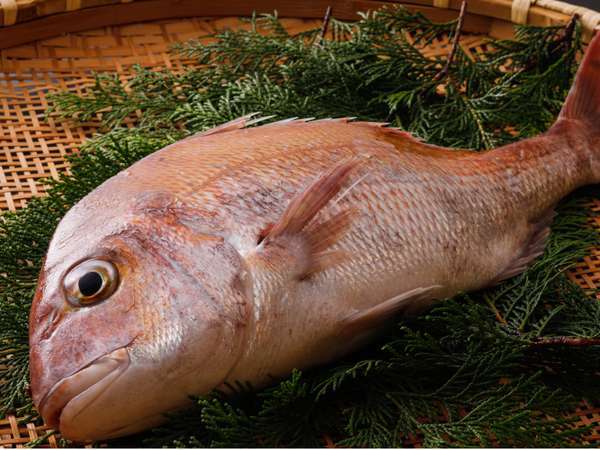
left=37, top=347, right=130, bottom=432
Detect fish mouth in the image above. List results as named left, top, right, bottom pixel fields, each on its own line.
left=38, top=347, right=130, bottom=432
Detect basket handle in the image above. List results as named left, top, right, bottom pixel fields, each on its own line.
left=510, top=0, right=599, bottom=41
left=0, top=0, right=16, bottom=26
left=511, top=0, right=533, bottom=25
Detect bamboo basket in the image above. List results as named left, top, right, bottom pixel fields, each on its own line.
left=0, top=0, right=599, bottom=447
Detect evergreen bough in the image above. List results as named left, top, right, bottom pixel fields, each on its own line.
left=1, top=6, right=599, bottom=447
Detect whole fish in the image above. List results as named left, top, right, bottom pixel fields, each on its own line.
left=29, top=34, right=600, bottom=441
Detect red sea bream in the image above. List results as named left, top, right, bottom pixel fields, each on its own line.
left=29, top=33, right=600, bottom=441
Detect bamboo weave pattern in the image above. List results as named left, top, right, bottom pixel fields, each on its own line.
left=0, top=1, right=599, bottom=41
left=0, top=13, right=599, bottom=448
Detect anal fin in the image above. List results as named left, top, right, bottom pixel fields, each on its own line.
left=339, top=285, right=442, bottom=338
left=491, top=210, right=555, bottom=284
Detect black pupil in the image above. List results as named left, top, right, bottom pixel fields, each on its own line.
left=78, top=271, right=103, bottom=297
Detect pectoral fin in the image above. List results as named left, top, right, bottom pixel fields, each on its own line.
left=255, top=160, right=362, bottom=279
left=263, top=160, right=360, bottom=240
left=339, top=285, right=442, bottom=338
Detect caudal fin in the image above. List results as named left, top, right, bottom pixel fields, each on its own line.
left=559, top=31, right=600, bottom=127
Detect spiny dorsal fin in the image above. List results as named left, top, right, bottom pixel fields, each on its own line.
left=194, top=116, right=424, bottom=148
left=259, top=117, right=421, bottom=142
left=259, top=117, right=356, bottom=128
left=185, top=113, right=269, bottom=140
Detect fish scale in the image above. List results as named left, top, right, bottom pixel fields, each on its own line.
left=153, top=121, right=575, bottom=339
left=28, top=34, right=600, bottom=441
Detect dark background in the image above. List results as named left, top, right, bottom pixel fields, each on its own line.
left=565, top=0, right=598, bottom=10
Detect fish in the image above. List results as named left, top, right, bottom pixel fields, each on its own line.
left=29, top=32, right=600, bottom=442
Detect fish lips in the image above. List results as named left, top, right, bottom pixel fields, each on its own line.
left=38, top=346, right=130, bottom=437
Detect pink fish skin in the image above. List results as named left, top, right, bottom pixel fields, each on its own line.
left=29, top=34, right=600, bottom=441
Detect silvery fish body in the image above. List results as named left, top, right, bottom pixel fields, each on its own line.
left=29, top=34, right=600, bottom=441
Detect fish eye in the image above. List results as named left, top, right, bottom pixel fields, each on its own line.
left=63, top=260, right=119, bottom=307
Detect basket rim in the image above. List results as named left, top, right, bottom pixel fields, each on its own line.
left=0, top=0, right=598, bottom=49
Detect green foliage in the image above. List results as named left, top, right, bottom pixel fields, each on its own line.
left=1, top=6, right=599, bottom=447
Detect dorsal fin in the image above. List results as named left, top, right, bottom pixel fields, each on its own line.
left=184, top=113, right=268, bottom=140
left=260, top=117, right=356, bottom=128
left=351, top=121, right=424, bottom=143
left=186, top=116, right=425, bottom=153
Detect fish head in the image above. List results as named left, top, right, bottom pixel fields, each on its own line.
left=29, top=188, right=250, bottom=441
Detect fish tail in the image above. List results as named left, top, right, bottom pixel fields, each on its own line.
left=552, top=31, right=600, bottom=181
left=559, top=32, right=600, bottom=125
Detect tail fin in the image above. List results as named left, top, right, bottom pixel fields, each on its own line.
left=558, top=31, right=600, bottom=127
left=551, top=31, right=600, bottom=183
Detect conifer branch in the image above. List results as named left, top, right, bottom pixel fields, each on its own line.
left=433, top=0, right=468, bottom=82
left=529, top=336, right=600, bottom=348
left=484, top=293, right=508, bottom=326
left=558, top=14, right=579, bottom=49
left=317, top=6, right=333, bottom=46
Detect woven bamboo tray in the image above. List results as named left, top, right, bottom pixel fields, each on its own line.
left=1, top=0, right=600, bottom=447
